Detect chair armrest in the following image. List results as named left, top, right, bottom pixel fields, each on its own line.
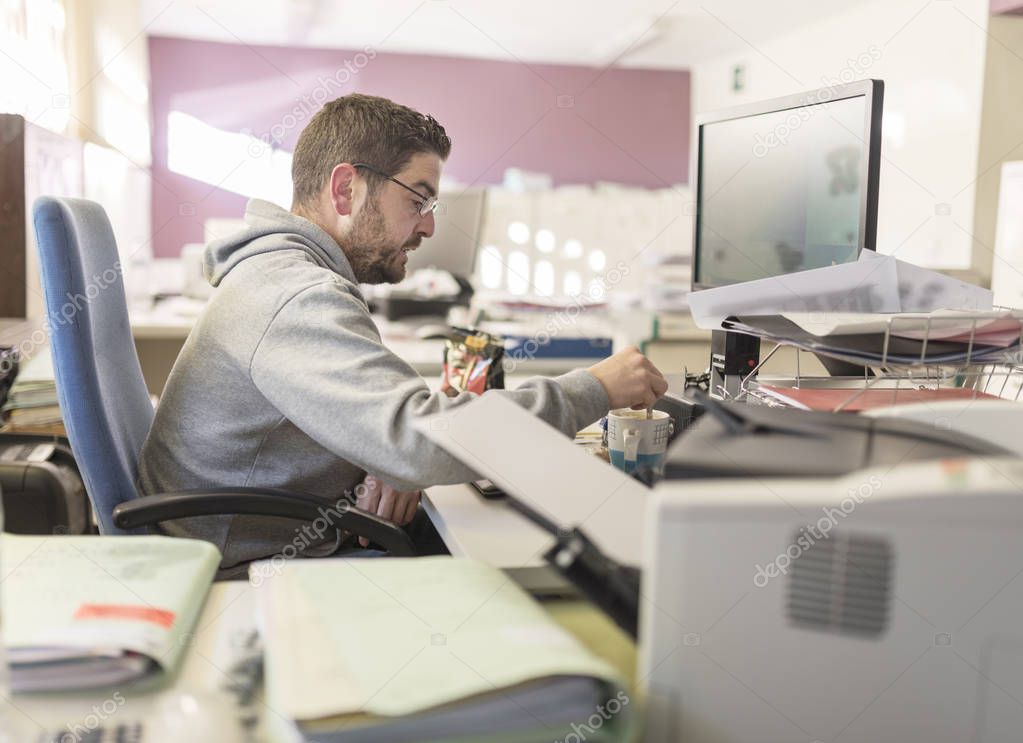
left=112, top=487, right=416, bottom=556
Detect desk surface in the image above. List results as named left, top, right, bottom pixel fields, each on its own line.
left=0, top=317, right=43, bottom=350
left=423, top=484, right=553, bottom=568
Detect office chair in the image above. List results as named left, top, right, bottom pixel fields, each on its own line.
left=31, top=196, right=414, bottom=557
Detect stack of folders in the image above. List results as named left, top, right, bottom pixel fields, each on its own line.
left=257, top=557, right=633, bottom=743
left=1, top=351, right=62, bottom=429
left=1, top=534, right=220, bottom=691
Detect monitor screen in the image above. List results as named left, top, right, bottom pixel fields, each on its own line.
left=694, top=84, right=881, bottom=289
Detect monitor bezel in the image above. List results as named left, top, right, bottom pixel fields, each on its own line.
left=691, top=79, right=884, bottom=291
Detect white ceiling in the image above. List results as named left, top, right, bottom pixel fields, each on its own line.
left=142, top=0, right=876, bottom=69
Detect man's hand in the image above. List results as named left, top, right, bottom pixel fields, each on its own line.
left=587, top=346, right=668, bottom=410
left=355, top=475, right=421, bottom=547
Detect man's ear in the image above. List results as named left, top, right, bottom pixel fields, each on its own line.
left=328, top=163, right=357, bottom=217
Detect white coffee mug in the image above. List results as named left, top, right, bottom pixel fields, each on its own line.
left=605, top=409, right=672, bottom=475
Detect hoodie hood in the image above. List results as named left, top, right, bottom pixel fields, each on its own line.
left=204, top=199, right=356, bottom=287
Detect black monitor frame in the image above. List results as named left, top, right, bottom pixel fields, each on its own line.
left=691, top=79, right=884, bottom=291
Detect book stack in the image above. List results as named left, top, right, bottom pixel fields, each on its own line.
left=258, top=557, right=633, bottom=743
left=1, top=351, right=62, bottom=431
left=1, top=534, right=221, bottom=691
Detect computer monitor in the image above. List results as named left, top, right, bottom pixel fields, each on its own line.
left=406, top=187, right=487, bottom=277
left=692, top=79, right=883, bottom=291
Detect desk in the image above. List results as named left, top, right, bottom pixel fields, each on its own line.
left=423, top=484, right=552, bottom=568
left=128, top=298, right=200, bottom=396
left=421, top=412, right=610, bottom=570
left=129, top=299, right=596, bottom=394
left=422, top=483, right=597, bottom=600
left=0, top=318, right=64, bottom=435
left=0, top=317, right=43, bottom=352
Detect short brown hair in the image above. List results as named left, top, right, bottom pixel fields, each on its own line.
left=291, top=93, right=451, bottom=209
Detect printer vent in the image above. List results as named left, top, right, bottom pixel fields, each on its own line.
left=787, top=531, right=892, bottom=637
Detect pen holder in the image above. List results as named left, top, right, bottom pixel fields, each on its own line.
left=441, top=328, right=505, bottom=395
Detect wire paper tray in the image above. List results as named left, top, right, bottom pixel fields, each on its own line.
left=723, top=309, right=1023, bottom=409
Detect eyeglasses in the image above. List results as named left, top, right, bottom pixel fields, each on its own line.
left=352, top=163, right=439, bottom=217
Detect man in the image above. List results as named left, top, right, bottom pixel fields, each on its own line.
left=138, top=94, right=667, bottom=566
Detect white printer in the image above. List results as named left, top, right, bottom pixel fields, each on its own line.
left=642, top=456, right=1023, bottom=742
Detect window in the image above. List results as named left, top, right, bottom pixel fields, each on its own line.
left=167, top=111, right=293, bottom=206
left=0, top=0, right=70, bottom=134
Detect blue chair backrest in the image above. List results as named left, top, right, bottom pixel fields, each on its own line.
left=32, top=197, right=155, bottom=534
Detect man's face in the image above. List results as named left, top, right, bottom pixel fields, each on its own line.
left=340, top=152, right=441, bottom=284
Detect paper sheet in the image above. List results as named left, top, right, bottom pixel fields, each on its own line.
left=777, top=309, right=1023, bottom=341
left=688, top=252, right=993, bottom=330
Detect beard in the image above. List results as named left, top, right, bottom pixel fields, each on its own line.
left=340, top=198, right=420, bottom=284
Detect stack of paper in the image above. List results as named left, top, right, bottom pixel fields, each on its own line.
left=767, top=310, right=1023, bottom=346
left=1, top=351, right=61, bottom=429
left=1, top=534, right=220, bottom=691
left=722, top=309, right=1023, bottom=365
left=259, top=557, right=632, bottom=743
left=688, top=251, right=993, bottom=330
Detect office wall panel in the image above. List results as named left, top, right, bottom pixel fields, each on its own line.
left=147, top=36, right=691, bottom=258
left=0, top=114, right=83, bottom=319
left=0, top=115, right=27, bottom=318
left=691, top=0, right=989, bottom=273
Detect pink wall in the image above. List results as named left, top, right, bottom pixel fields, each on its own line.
left=991, top=0, right=1023, bottom=14
left=148, top=36, right=690, bottom=257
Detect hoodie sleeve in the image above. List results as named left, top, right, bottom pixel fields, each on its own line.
left=248, top=280, right=609, bottom=491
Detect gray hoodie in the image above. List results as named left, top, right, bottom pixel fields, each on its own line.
left=137, top=199, right=609, bottom=566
